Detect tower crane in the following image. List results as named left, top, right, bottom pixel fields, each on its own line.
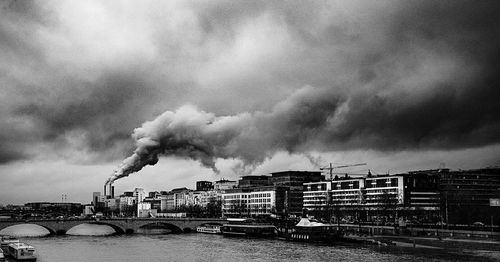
left=320, top=163, right=367, bottom=181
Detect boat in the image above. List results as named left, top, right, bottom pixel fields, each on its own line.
left=0, top=235, right=19, bottom=253
left=221, top=218, right=276, bottom=237
left=196, top=224, right=222, bottom=234
left=0, top=248, right=5, bottom=262
left=6, top=242, right=36, bottom=261
left=276, top=217, right=344, bottom=243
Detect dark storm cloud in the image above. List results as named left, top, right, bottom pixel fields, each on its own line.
left=107, top=0, right=500, bottom=182
left=323, top=0, right=500, bottom=150
left=9, top=69, right=166, bottom=161
left=0, top=145, right=26, bottom=164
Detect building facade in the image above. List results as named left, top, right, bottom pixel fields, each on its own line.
left=303, top=173, right=438, bottom=223
left=270, top=171, right=323, bottom=216
left=222, top=186, right=286, bottom=217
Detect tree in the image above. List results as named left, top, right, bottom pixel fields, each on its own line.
left=206, top=197, right=222, bottom=218
left=379, top=191, right=399, bottom=224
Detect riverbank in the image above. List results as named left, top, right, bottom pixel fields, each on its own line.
left=343, top=233, right=500, bottom=261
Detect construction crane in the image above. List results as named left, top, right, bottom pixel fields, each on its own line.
left=320, top=163, right=367, bottom=181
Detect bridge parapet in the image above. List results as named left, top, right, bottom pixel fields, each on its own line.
left=0, top=218, right=226, bottom=235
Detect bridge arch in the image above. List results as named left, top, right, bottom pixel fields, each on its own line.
left=87, top=222, right=126, bottom=234
left=138, top=222, right=183, bottom=234
left=0, top=223, right=55, bottom=236
left=65, top=222, right=126, bottom=235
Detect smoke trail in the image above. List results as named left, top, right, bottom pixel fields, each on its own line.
left=106, top=105, right=253, bottom=184
left=106, top=86, right=341, bottom=184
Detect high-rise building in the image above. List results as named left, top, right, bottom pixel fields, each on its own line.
left=270, top=171, right=324, bottom=216
left=133, top=188, right=146, bottom=203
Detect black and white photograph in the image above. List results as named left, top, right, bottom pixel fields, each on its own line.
left=1, top=0, right=500, bottom=261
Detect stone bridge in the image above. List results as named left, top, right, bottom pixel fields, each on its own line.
left=0, top=218, right=226, bottom=235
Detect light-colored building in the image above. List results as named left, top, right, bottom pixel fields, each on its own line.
left=200, top=190, right=222, bottom=207
left=222, top=187, right=277, bottom=217
left=303, top=174, right=406, bottom=222
left=137, top=202, right=155, bottom=218
left=185, top=191, right=202, bottom=206
left=364, top=175, right=404, bottom=206
left=133, top=188, right=146, bottom=203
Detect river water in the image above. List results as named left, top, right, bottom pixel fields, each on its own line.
left=0, top=224, right=498, bottom=261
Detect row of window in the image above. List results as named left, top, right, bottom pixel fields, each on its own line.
left=223, top=193, right=272, bottom=199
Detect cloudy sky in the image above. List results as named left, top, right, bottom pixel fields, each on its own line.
left=1, top=0, right=499, bottom=205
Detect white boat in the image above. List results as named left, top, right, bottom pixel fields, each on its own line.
left=0, top=236, right=19, bottom=253
left=196, top=224, right=222, bottom=234
left=6, top=242, right=36, bottom=260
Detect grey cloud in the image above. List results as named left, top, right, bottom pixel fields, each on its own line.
left=1, top=0, right=500, bottom=172
left=106, top=0, right=500, bottom=182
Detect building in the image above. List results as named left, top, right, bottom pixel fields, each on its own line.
left=304, top=172, right=440, bottom=223
left=409, top=167, right=500, bottom=224
left=185, top=191, right=202, bottom=206
left=222, top=186, right=287, bottom=217
left=213, top=179, right=237, bottom=191
left=104, top=198, right=119, bottom=213
left=238, top=176, right=271, bottom=188
left=196, top=181, right=213, bottom=191
left=133, top=188, right=146, bottom=203
left=118, top=195, right=136, bottom=216
left=221, top=170, right=323, bottom=218
left=304, top=175, right=364, bottom=220
left=137, top=202, right=156, bottom=218
left=24, top=202, right=84, bottom=217
left=162, top=187, right=192, bottom=211
left=92, top=192, right=101, bottom=206
left=270, top=171, right=323, bottom=216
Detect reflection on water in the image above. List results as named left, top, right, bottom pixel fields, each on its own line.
left=66, top=224, right=116, bottom=236
left=0, top=224, right=50, bottom=237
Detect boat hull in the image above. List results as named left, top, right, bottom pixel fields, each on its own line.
left=221, top=224, right=276, bottom=238
left=276, top=226, right=344, bottom=244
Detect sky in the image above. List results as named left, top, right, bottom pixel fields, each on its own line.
left=1, top=0, right=500, bottom=205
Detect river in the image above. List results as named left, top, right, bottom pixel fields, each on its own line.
left=1, top=224, right=498, bottom=261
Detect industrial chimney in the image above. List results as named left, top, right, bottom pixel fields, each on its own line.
left=111, top=185, right=115, bottom=198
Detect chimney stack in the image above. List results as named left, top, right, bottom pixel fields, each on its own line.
left=111, top=185, right=115, bottom=198
left=104, top=184, right=107, bottom=196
